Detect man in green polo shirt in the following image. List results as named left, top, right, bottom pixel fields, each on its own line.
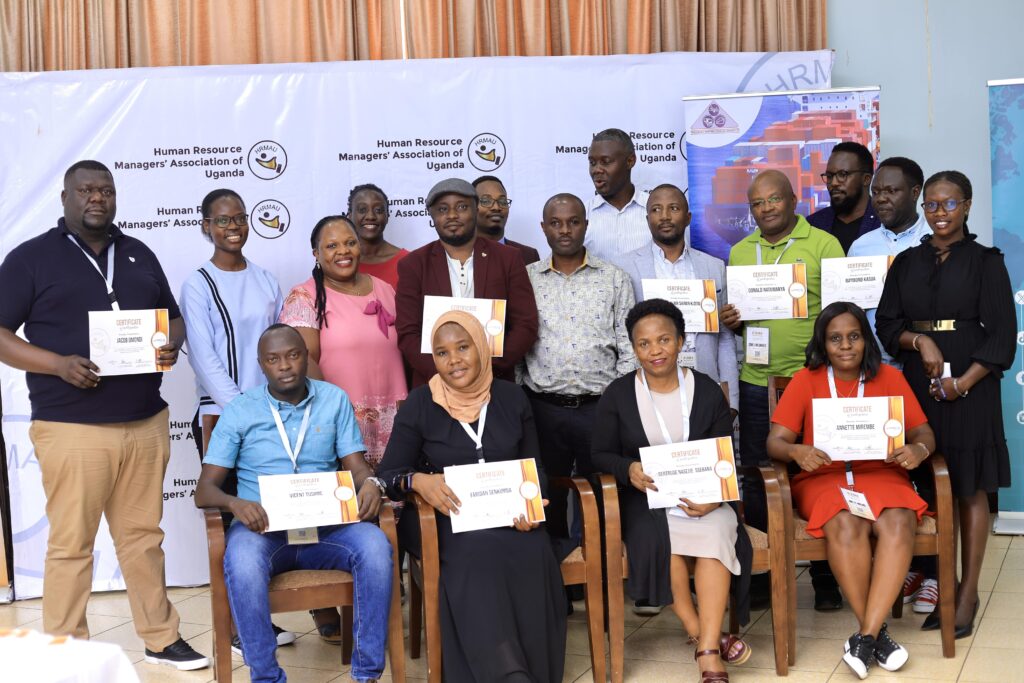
left=721, top=169, right=844, bottom=609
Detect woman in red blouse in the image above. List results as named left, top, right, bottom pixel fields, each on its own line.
left=767, top=302, right=936, bottom=679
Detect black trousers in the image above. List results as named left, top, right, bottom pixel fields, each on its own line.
left=528, top=395, right=598, bottom=540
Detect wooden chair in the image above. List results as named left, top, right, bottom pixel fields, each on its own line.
left=599, top=471, right=791, bottom=680
left=767, top=374, right=956, bottom=661
left=407, top=476, right=606, bottom=683
left=202, top=503, right=407, bottom=682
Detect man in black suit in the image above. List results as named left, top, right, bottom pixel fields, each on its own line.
left=472, top=175, right=540, bottom=265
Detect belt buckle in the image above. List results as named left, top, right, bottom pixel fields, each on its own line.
left=561, top=395, right=582, bottom=409
left=933, top=320, right=955, bottom=332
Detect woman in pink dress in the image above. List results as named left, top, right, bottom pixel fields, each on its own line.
left=280, top=214, right=408, bottom=471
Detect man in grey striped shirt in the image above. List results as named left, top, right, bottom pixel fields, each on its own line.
left=583, top=128, right=652, bottom=261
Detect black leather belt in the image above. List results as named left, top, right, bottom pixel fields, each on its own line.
left=525, top=388, right=601, bottom=409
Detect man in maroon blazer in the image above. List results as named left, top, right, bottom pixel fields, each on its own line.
left=472, top=175, right=541, bottom=265
left=396, top=178, right=539, bottom=386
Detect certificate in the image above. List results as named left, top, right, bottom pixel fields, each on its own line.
left=821, top=256, right=894, bottom=310
left=444, top=458, right=545, bottom=533
left=639, top=436, right=739, bottom=508
left=726, top=263, right=808, bottom=320
left=812, top=396, right=905, bottom=461
left=420, top=296, right=507, bottom=356
left=258, top=471, right=360, bottom=532
left=88, top=308, right=171, bottom=376
left=642, top=279, right=720, bottom=333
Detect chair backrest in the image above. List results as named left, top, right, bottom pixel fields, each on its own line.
left=767, top=375, right=792, bottom=418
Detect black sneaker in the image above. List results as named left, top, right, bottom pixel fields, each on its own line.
left=842, top=632, right=875, bottom=680
left=873, top=623, right=909, bottom=672
left=144, top=637, right=210, bottom=671
left=632, top=599, right=662, bottom=616
left=231, top=625, right=296, bottom=657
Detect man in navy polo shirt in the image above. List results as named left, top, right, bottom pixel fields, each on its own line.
left=0, top=160, right=208, bottom=670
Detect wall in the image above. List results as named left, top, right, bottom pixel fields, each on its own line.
left=827, top=0, right=1024, bottom=245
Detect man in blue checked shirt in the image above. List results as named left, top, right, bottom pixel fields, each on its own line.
left=195, top=323, right=392, bottom=683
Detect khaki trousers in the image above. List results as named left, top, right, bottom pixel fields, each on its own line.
left=30, top=408, right=180, bottom=650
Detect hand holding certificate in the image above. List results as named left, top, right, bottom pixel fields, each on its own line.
left=726, top=263, right=808, bottom=320
left=421, top=296, right=507, bottom=356
left=639, top=436, right=740, bottom=509
left=258, top=471, right=360, bottom=532
left=642, top=279, right=720, bottom=332
left=443, top=458, right=545, bottom=533
left=812, top=396, right=905, bottom=461
left=89, top=308, right=172, bottom=376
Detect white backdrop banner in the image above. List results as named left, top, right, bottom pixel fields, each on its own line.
left=0, top=50, right=831, bottom=599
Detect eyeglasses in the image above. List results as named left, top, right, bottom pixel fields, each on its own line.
left=820, top=170, right=871, bottom=184
left=749, top=196, right=785, bottom=211
left=75, top=187, right=116, bottom=199
left=922, top=199, right=967, bottom=213
left=206, top=214, right=249, bottom=228
left=479, top=197, right=511, bottom=208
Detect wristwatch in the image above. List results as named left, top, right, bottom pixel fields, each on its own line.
left=366, top=476, right=386, bottom=495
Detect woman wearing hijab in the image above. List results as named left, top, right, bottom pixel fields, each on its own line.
left=591, top=299, right=752, bottom=683
left=377, top=310, right=567, bottom=682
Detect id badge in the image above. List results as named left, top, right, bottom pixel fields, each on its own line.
left=840, top=488, right=876, bottom=521
left=287, top=527, right=319, bottom=545
left=679, top=351, right=698, bottom=368
left=745, top=327, right=770, bottom=365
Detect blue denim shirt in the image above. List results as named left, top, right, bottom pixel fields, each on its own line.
left=204, top=379, right=366, bottom=503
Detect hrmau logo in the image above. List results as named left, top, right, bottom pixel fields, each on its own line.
left=248, top=140, right=288, bottom=179
left=250, top=200, right=290, bottom=239
left=467, top=133, right=506, bottom=172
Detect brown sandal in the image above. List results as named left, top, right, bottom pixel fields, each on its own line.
left=695, top=648, right=729, bottom=682
left=687, top=634, right=751, bottom=665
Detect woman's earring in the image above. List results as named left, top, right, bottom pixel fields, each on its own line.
left=314, top=262, right=321, bottom=270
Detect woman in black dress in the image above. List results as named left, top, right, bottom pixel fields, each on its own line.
left=377, top=310, right=566, bottom=682
left=876, top=170, right=1015, bottom=637
left=592, top=299, right=752, bottom=683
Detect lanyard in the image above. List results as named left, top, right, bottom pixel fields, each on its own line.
left=639, top=366, right=690, bottom=445
left=827, top=367, right=864, bottom=486
left=459, top=402, right=488, bottom=463
left=755, top=238, right=795, bottom=266
left=268, top=399, right=312, bottom=473
left=67, top=234, right=119, bottom=311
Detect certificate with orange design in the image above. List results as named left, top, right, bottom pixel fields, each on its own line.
left=88, top=308, right=171, bottom=376
left=812, top=396, right=905, bottom=461
left=258, top=471, right=360, bottom=531
left=821, top=256, right=893, bottom=310
left=420, top=296, right=506, bottom=356
left=444, top=458, right=545, bottom=533
left=642, top=279, right=720, bottom=333
left=639, top=436, right=739, bottom=507
left=726, top=263, right=808, bottom=320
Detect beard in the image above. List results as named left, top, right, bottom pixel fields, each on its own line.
left=830, top=190, right=863, bottom=215
left=438, top=229, right=476, bottom=247
left=652, top=229, right=685, bottom=247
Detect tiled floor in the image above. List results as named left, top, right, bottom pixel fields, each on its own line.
left=2, top=531, right=1022, bottom=682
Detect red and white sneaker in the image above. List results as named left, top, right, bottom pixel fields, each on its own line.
left=902, top=570, right=924, bottom=604
left=913, top=578, right=938, bottom=613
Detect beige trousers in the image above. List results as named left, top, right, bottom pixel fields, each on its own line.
left=30, top=408, right=180, bottom=650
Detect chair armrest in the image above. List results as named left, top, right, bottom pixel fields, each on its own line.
left=550, top=477, right=601, bottom=556
left=596, top=473, right=625, bottom=583
left=377, top=497, right=399, bottom=549
left=409, top=491, right=441, bottom=589
left=202, top=507, right=226, bottom=566
left=926, top=453, right=954, bottom=522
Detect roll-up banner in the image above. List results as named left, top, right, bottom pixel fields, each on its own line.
left=683, top=86, right=880, bottom=261
left=989, top=78, right=1024, bottom=533
left=0, top=50, right=832, bottom=599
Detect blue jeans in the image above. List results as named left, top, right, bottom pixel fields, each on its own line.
left=223, top=522, right=393, bottom=682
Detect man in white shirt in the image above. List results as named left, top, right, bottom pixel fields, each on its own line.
left=583, top=128, right=651, bottom=260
